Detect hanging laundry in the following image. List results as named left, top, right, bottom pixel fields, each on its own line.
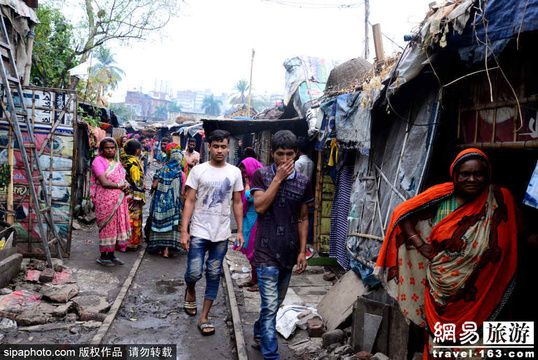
left=329, top=165, right=354, bottom=270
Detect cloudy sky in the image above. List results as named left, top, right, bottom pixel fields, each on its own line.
left=102, top=0, right=433, bottom=102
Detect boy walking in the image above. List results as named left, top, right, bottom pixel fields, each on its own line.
left=250, top=130, right=314, bottom=359
left=180, top=129, right=244, bottom=335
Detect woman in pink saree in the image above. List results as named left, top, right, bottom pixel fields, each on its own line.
left=90, top=137, right=131, bottom=266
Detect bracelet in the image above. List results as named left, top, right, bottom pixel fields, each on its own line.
left=407, top=234, right=419, bottom=241
left=416, top=242, right=426, bottom=249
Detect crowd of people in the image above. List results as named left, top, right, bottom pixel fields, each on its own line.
left=89, top=128, right=517, bottom=360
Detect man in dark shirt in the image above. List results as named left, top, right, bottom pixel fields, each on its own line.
left=250, top=130, right=314, bottom=359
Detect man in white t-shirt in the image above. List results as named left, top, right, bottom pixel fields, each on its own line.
left=180, top=129, right=244, bottom=336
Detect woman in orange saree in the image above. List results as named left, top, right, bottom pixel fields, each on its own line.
left=374, top=148, right=518, bottom=357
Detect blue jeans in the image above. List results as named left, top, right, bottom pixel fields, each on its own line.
left=184, top=237, right=228, bottom=301
left=254, top=267, right=293, bottom=360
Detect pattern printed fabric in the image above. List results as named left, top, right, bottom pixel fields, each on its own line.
left=374, top=149, right=518, bottom=345
left=329, top=165, right=353, bottom=270
left=151, top=149, right=184, bottom=233
left=120, top=152, right=146, bottom=203
left=185, top=162, right=243, bottom=241
left=127, top=199, right=144, bottom=249
left=90, top=143, right=131, bottom=253
left=251, top=165, right=314, bottom=269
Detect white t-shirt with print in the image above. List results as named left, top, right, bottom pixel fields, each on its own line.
left=185, top=162, right=244, bottom=241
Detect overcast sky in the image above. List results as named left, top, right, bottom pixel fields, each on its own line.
left=105, top=0, right=433, bottom=102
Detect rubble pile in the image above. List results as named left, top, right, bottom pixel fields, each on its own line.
left=0, top=259, right=111, bottom=343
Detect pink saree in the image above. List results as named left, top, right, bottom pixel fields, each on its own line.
left=90, top=155, right=131, bottom=253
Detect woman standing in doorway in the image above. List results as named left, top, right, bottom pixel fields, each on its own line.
left=121, top=139, right=146, bottom=250
left=90, top=137, right=131, bottom=266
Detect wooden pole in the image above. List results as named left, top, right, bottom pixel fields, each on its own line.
left=23, top=25, right=35, bottom=86
left=247, top=49, right=255, bottom=118
left=364, top=0, right=370, bottom=59
left=372, top=23, right=385, bottom=63
left=6, top=128, right=13, bottom=224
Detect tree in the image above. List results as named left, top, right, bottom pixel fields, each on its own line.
left=202, top=95, right=222, bottom=116
left=167, top=102, right=183, bottom=113
left=93, top=47, right=125, bottom=88
left=31, top=4, right=79, bottom=87
left=152, top=104, right=169, bottom=119
left=229, top=79, right=249, bottom=105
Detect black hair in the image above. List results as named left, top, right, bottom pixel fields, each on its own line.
left=138, top=135, right=147, bottom=142
left=161, top=137, right=171, bottom=143
left=188, top=138, right=197, bottom=144
left=298, top=137, right=310, bottom=154
left=208, top=129, right=230, bottom=144
left=124, top=139, right=142, bottom=155
left=241, top=147, right=257, bottom=161
left=271, top=130, right=298, bottom=152
left=99, top=138, right=116, bottom=153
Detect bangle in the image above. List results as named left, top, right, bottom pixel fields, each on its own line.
left=407, top=234, right=419, bottom=241
left=416, top=242, right=426, bottom=249
left=116, top=183, right=119, bottom=189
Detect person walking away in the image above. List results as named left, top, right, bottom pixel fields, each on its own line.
left=295, top=137, right=315, bottom=258
left=120, top=139, right=146, bottom=250
left=234, top=157, right=264, bottom=292
left=90, top=137, right=131, bottom=266
left=250, top=130, right=314, bottom=359
left=180, top=130, right=245, bottom=336
left=374, top=148, right=518, bottom=357
left=148, top=144, right=186, bottom=258
left=183, top=138, right=200, bottom=174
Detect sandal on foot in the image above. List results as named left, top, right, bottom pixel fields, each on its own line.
left=96, top=258, right=115, bottom=267
left=197, top=321, right=215, bottom=336
left=247, top=284, right=259, bottom=292
left=252, top=338, right=261, bottom=350
left=111, top=257, right=125, bottom=265
left=238, top=281, right=255, bottom=288
left=183, top=289, right=197, bottom=316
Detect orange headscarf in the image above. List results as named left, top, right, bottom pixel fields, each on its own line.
left=374, top=149, right=518, bottom=347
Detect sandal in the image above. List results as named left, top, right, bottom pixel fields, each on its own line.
left=197, top=321, right=215, bottom=336
left=247, top=284, right=259, bottom=292
left=183, top=289, right=197, bottom=316
left=111, top=257, right=125, bottom=265
left=96, top=258, right=115, bottom=267
left=252, top=338, right=261, bottom=350
left=238, top=281, right=255, bottom=288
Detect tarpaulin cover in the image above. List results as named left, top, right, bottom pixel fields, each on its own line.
left=449, top=0, right=538, bottom=63
left=283, top=56, right=340, bottom=107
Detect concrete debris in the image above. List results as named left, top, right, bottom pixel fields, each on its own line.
left=0, top=252, right=23, bottom=289
left=288, top=336, right=323, bottom=357
left=18, top=323, right=74, bottom=332
left=307, top=317, right=325, bottom=337
left=323, top=271, right=336, bottom=282
left=0, top=290, right=41, bottom=317
left=355, top=351, right=374, bottom=360
left=322, top=329, right=345, bottom=348
left=0, top=288, right=12, bottom=296
left=28, top=259, right=47, bottom=271
left=40, top=284, right=79, bottom=303
left=52, top=302, right=74, bottom=317
left=72, top=220, right=83, bottom=230
left=0, top=318, right=17, bottom=331
left=15, top=303, right=57, bottom=326
left=38, top=268, right=55, bottom=283
left=371, top=353, right=391, bottom=360
left=73, top=295, right=110, bottom=322
left=81, top=320, right=102, bottom=329
left=334, top=344, right=354, bottom=355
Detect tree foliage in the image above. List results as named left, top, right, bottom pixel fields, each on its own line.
left=202, top=95, right=222, bottom=116
left=31, top=3, right=79, bottom=88
left=229, top=79, right=249, bottom=105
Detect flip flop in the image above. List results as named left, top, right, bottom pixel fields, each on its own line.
left=197, top=321, right=215, bottom=336
left=238, top=281, right=255, bottom=288
left=247, top=284, right=259, bottom=292
left=96, top=258, right=115, bottom=267
left=111, top=257, right=125, bottom=265
left=183, top=289, right=197, bottom=316
left=252, top=338, right=261, bottom=350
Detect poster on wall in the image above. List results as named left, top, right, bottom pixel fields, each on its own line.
left=0, top=87, right=76, bottom=255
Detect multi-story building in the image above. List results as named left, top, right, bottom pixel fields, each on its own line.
left=124, top=90, right=171, bottom=121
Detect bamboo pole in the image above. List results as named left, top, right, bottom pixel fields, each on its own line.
left=372, top=23, right=385, bottom=63
left=247, top=49, right=255, bottom=118
left=313, top=152, right=323, bottom=252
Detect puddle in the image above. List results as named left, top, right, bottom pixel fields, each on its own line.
left=155, top=279, right=185, bottom=295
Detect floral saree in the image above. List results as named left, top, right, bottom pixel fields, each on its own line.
left=374, top=149, right=518, bottom=356
left=90, top=155, right=131, bottom=253
left=120, top=152, right=146, bottom=249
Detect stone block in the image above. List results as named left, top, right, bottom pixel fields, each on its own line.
left=52, top=302, right=74, bottom=317
left=0, top=253, right=23, bottom=289
left=371, top=353, right=390, bottom=360
left=354, top=351, right=373, bottom=360
left=334, top=344, right=354, bottom=355
left=307, top=317, right=325, bottom=337
left=322, top=329, right=345, bottom=348
left=40, top=284, right=79, bottom=303
left=39, top=268, right=55, bottom=283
